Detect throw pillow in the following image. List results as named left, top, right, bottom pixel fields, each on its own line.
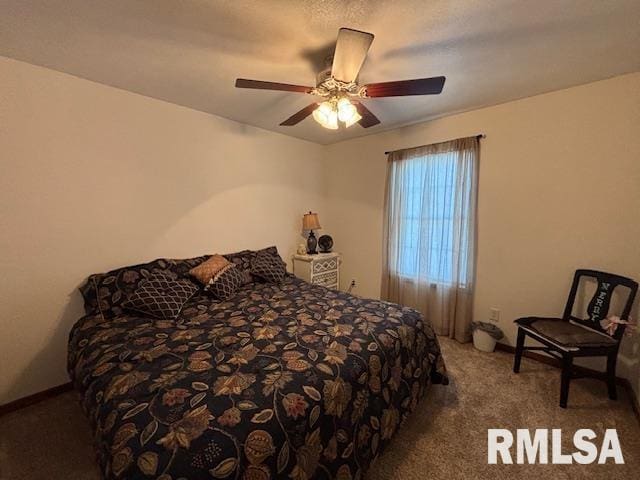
left=207, top=264, right=245, bottom=300
left=189, top=254, right=231, bottom=286
left=222, top=250, right=254, bottom=284
left=251, top=251, right=287, bottom=283
left=79, top=258, right=176, bottom=319
left=222, top=247, right=284, bottom=284
left=123, top=272, right=198, bottom=319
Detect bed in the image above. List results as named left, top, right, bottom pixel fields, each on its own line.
left=68, top=249, right=447, bottom=480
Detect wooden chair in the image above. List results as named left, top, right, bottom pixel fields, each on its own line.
left=513, top=269, right=638, bottom=408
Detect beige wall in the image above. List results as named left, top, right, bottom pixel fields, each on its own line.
left=323, top=73, right=640, bottom=398
left=0, top=57, right=325, bottom=404
left=1, top=55, right=638, bottom=406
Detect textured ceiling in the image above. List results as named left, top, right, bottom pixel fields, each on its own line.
left=2, top=0, right=639, bottom=144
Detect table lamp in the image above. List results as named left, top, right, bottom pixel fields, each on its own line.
left=302, top=212, right=321, bottom=254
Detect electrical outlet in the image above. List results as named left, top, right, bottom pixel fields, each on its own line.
left=489, top=308, right=500, bottom=323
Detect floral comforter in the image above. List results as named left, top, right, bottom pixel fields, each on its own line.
left=68, top=276, right=446, bottom=480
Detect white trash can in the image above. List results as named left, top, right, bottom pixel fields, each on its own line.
left=473, top=329, right=497, bottom=352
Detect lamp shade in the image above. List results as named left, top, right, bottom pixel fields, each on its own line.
left=302, top=212, right=321, bottom=230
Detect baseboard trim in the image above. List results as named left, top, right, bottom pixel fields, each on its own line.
left=0, top=382, right=73, bottom=417
left=496, top=342, right=640, bottom=423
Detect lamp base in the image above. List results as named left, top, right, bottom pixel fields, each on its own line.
left=306, top=230, right=318, bottom=255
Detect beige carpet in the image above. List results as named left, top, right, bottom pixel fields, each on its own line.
left=1, top=338, right=638, bottom=480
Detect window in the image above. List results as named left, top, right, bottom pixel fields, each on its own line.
left=385, top=139, right=477, bottom=286
left=382, top=136, right=478, bottom=341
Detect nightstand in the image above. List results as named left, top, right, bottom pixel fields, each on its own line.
left=292, top=252, right=341, bottom=290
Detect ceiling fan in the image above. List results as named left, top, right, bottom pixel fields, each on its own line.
left=235, top=28, right=445, bottom=130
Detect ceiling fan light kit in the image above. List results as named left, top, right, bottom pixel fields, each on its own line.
left=311, top=96, right=362, bottom=130
left=312, top=101, right=338, bottom=129
left=235, top=27, right=445, bottom=131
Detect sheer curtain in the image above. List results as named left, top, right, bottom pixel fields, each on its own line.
left=381, top=136, right=479, bottom=342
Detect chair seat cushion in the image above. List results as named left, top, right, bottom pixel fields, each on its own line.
left=515, top=317, right=617, bottom=348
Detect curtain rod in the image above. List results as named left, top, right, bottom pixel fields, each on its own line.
left=384, top=134, right=485, bottom=155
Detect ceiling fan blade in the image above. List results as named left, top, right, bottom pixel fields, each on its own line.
left=364, top=76, right=446, bottom=97
left=280, top=103, right=318, bottom=126
left=331, top=28, right=374, bottom=83
left=235, top=78, right=313, bottom=94
left=353, top=101, right=381, bottom=128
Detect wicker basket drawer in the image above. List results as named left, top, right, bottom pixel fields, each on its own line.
left=313, top=258, right=338, bottom=273
left=312, top=271, right=337, bottom=287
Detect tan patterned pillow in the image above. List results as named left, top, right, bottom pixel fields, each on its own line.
left=189, top=254, right=231, bottom=285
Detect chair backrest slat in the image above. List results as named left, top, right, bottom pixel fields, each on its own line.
left=562, top=269, right=638, bottom=341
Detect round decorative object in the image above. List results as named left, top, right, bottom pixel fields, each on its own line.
left=318, top=235, right=333, bottom=253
